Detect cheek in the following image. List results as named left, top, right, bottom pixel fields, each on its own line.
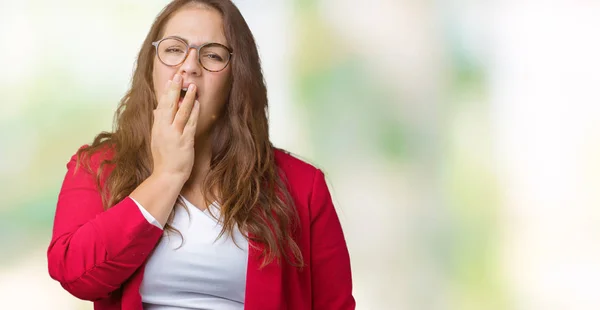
left=152, top=61, right=169, bottom=98
left=205, top=72, right=231, bottom=107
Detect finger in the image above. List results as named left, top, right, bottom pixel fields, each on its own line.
left=155, top=79, right=172, bottom=110
left=173, top=83, right=197, bottom=132
left=183, top=100, right=200, bottom=138
left=155, top=74, right=182, bottom=124
left=153, top=91, right=169, bottom=126
left=167, top=74, right=183, bottom=121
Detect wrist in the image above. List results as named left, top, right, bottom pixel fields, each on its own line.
left=149, top=172, right=187, bottom=189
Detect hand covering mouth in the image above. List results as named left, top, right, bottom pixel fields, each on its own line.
left=180, top=87, right=199, bottom=101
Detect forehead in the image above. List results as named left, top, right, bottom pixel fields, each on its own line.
left=161, top=6, right=227, bottom=46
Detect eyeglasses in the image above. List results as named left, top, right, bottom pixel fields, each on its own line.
left=152, top=36, right=233, bottom=72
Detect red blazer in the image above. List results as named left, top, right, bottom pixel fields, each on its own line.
left=47, top=145, right=355, bottom=310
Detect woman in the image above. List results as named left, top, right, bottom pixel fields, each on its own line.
left=47, top=0, right=355, bottom=309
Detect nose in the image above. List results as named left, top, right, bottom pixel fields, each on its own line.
left=178, top=48, right=202, bottom=77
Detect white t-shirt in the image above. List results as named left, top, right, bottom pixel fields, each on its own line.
left=131, top=196, right=248, bottom=310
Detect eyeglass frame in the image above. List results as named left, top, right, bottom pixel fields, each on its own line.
left=151, top=36, right=234, bottom=72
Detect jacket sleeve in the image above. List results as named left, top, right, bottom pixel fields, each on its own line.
left=309, top=170, right=356, bottom=309
left=47, top=150, right=163, bottom=301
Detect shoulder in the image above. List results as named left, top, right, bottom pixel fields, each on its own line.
left=274, top=148, right=320, bottom=179
left=68, top=143, right=116, bottom=173
left=273, top=148, right=328, bottom=199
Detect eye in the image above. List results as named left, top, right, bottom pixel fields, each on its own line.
left=165, top=47, right=185, bottom=53
left=205, top=54, right=223, bottom=61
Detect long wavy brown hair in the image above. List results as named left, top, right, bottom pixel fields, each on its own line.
left=75, top=0, right=303, bottom=268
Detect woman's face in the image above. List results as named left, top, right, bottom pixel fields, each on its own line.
left=152, top=5, right=232, bottom=137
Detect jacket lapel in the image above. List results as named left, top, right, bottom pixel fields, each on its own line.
left=244, top=238, right=284, bottom=310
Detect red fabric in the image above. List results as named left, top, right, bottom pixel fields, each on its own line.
left=47, top=145, right=356, bottom=310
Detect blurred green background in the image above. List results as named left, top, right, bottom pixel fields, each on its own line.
left=1, top=0, right=600, bottom=309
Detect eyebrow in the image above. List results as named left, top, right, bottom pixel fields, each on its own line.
left=164, top=35, right=229, bottom=48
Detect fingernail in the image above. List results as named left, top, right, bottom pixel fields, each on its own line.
left=173, top=74, right=182, bottom=83
left=189, top=84, right=195, bottom=91
left=194, top=100, right=199, bottom=107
